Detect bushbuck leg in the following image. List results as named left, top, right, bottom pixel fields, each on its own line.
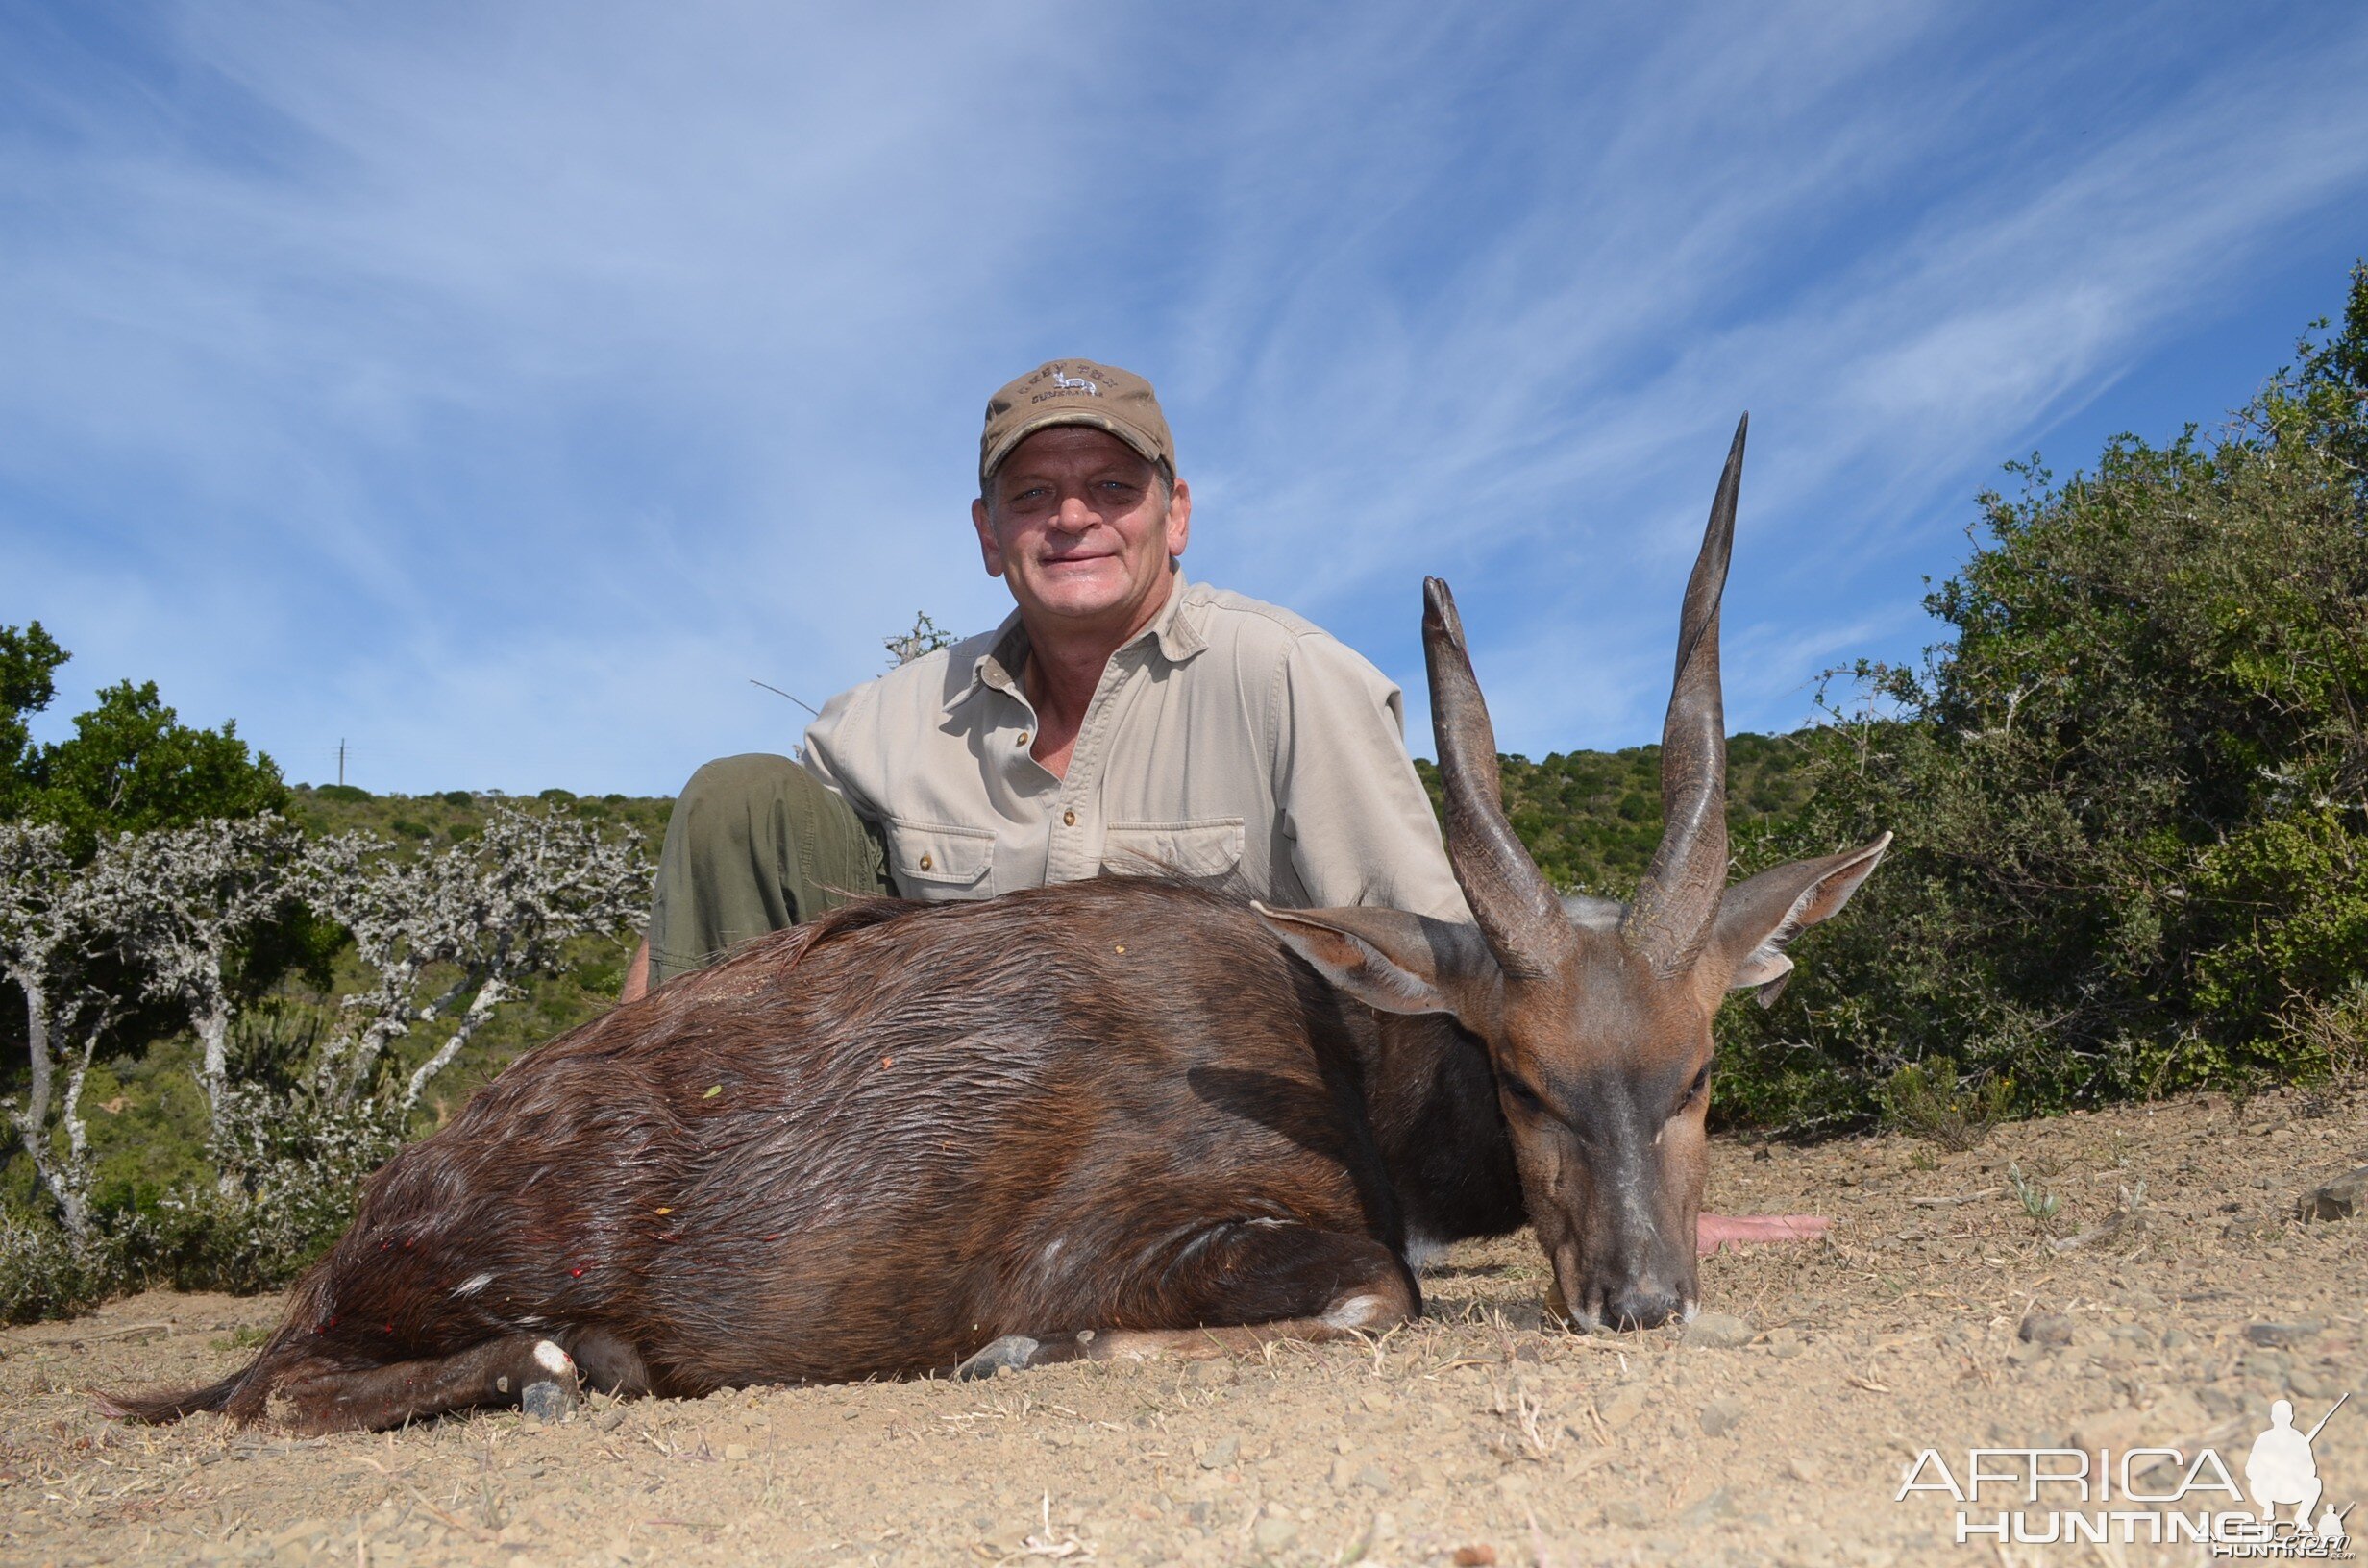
left=265, top=1337, right=582, bottom=1435
left=956, top=1223, right=1417, bottom=1378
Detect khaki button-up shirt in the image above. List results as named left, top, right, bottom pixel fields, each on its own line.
left=802, top=577, right=1468, bottom=920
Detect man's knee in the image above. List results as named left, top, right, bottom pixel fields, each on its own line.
left=677, top=752, right=807, bottom=824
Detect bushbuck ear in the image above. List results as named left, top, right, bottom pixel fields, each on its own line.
left=1706, top=833, right=1891, bottom=1007
left=1252, top=903, right=1500, bottom=1027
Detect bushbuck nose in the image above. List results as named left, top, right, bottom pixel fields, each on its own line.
left=1605, top=1284, right=1682, bottom=1330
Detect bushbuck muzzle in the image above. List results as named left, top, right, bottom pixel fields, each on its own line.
left=1263, top=414, right=1889, bottom=1331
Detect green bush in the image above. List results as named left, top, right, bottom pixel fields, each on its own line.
left=1711, top=262, right=2368, bottom=1132
left=1878, top=1056, right=2013, bottom=1150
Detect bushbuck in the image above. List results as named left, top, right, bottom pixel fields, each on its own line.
left=101, top=416, right=1886, bottom=1433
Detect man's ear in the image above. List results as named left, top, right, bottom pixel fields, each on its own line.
left=1165, top=476, right=1192, bottom=560
left=973, top=495, right=1007, bottom=578
left=1252, top=902, right=1499, bottom=1030
left=1705, top=833, right=1891, bottom=1007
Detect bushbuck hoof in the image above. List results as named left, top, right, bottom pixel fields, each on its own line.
left=956, top=1335, right=1042, bottom=1380
left=519, top=1339, right=580, bottom=1422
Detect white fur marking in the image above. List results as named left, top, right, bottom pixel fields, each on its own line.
left=1322, top=1293, right=1386, bottom=1331
left=1402, top=1232, right=1450, bottom=1271
left=456, top=1272, right=492, bottom=1296
left=532, top=1339, right=574, bottom=1376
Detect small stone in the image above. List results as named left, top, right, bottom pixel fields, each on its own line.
left=1679, top=1486, right=1737, bottom=1529
left=723, top=1443, right=750, bottom=1461
left=1252, top=1516, right=1298, bottom=1551
left=2245, top=1321, right=2322, bottom=1348
left=1327, top=1457, right=1356, bottom=1492
left=1451, top=1547, right=1497, bottom=1567
left=1354, top=1463, right=1389, bottom=1492
left=2297, top=1165, right=2367, bottom=1222
left=1494, top=1471, right=1533, bottom=1497
left=1597, top=1384, right=1649, bottom=1428
left=2017, top=1312, right=2075, bottom=1347
left=1198, top=1435, right=1238, bottom=1470
left=2006, top=1337, right=2048, bottom=1366
left=2240, top=1349, right=2292, bottom=1381
left=1605, top=1499, right=1654, bottom=1530
left=2162, top=1328, right=2195, bottom=1351
left=1786, top=1456, right=1821, bottom=1484
left=1699, top=1397, right=1747, bottom=1437
left=1683, top=1312, right=1756, bottom=1349
left=593, top=1408, right=627, bottom=1433
left=2222, top=1215, right=2282, bottom=1241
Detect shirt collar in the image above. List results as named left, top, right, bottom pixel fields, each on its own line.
left=948, top=575, right=1206, bottom=713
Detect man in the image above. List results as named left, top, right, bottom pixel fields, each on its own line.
left=619, top=358, right=1464, bottom=999
left=618, top=356, right=1827, bottom=1253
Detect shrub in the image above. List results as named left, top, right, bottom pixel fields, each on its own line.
left=1878, top=1056, right=2013, bottom=1150
left=1712, top=262, right=2368, bottom=1132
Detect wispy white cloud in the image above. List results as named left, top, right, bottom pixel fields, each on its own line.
left=2, top=2, right=2364, bottom=792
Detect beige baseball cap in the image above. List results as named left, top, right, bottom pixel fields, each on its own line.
left=978, top=359, right=1175, bottom=487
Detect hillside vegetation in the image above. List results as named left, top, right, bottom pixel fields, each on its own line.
left=1416, top=732, right=1811, bottom=896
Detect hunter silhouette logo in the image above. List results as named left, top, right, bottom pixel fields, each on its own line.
left=2247, top=1396, right=2351, bottom=1538
left=1898, top=1390, right=2355, bottom=1554
left=1048, top=366, right=1099, bottom=395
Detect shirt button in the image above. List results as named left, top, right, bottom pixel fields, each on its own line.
left=1063, top=809, right=1077, bottom=827
left=918, top=853, right=933, bottom=870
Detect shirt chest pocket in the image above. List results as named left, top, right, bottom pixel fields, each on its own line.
left=1101, top=817, right=1246, bottom=889
left=884, top=819, right=996, bottom=901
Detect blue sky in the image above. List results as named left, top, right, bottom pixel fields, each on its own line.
left=5, top=3, right=2365, bottom=796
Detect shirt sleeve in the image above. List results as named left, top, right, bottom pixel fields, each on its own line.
left=1270, top=631, right=1471, bottom=921
left=799, top=682, right=881, bottom=821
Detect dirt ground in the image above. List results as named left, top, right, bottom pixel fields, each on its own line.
left=2, top=1087, right=2361, bottom=1568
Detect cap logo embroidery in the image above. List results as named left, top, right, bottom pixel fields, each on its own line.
left=1049, top=368, right=1100, bottom=396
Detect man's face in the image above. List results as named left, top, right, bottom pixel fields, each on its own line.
left=973, top=426, right=1191, bottom=638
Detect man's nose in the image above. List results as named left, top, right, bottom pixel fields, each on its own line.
left=1048, top=495, right=1098, bottom=532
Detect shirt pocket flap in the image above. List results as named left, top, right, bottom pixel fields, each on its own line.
left=886, top=820, right=996, bottom=888
left=1103, top=818, right=1246, bottom=881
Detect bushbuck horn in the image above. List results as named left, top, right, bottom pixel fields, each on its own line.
left=1620, top=413, right=1745, bottom=975
left=1422, top=576, right=1567, bottom=978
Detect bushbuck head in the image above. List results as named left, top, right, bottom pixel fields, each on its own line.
left=1259, top=416, right=1888, bottom=1329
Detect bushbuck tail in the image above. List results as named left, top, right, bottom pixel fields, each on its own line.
left=99, top=415, right=1886, bottom=1432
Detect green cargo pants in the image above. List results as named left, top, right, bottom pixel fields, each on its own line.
left=645, top=753, right=892, bottom=986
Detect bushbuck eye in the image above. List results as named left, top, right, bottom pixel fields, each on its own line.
left=1500, top=1075, right=1546, bottom=1115
left=1674, top=1063, right=1713, bottom=1116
